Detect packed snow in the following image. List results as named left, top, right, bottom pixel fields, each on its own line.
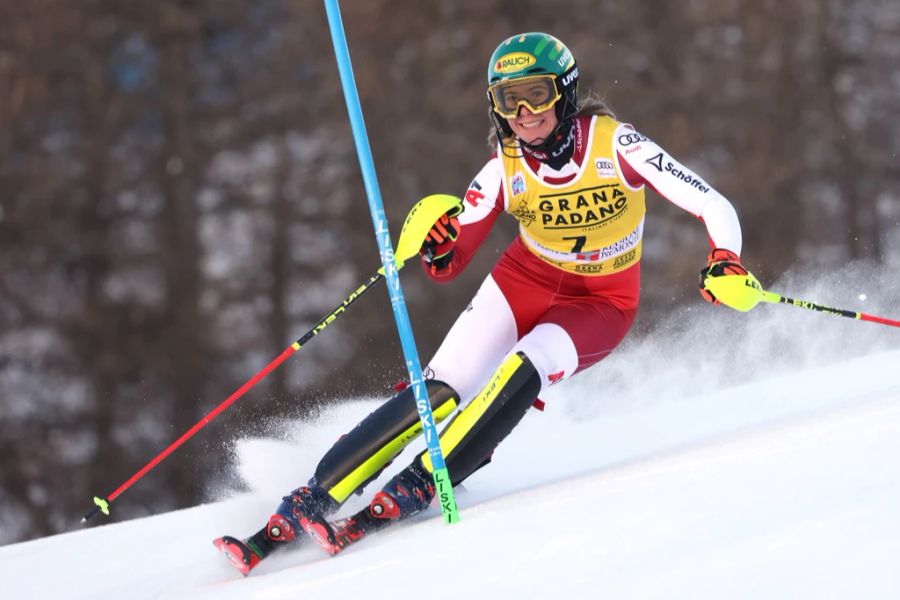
left=2, top=264, right=899, bottom=599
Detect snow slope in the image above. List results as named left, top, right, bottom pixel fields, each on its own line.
left=3, top=267, right=900, bottom=599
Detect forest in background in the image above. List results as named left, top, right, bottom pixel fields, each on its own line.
left=1, top=0, right=898, bottom=544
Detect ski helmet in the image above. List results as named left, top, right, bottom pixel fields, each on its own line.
left=487, top=32, right=579, bottom=137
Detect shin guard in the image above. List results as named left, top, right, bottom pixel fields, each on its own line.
left=420, top=351, right=541, bottom=486
left=313, top=380, right=458, bottom=505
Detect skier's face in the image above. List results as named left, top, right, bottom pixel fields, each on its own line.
left=507, top=104, right=558, bottom=146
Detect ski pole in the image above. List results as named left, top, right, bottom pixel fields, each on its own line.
left=81, top=194, right=460, bottom=523
left=80, top=275, right=381, bottom=523
left=324, top=0, right=461, bottom=524
left=703, top=273, right=900, bottom=327
left=761, top=290, right=900, bottom=328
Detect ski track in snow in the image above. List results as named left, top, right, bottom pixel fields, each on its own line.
left=2, top=264, right=899, bottom=599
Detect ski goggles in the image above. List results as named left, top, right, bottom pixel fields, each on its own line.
left=488, top=74, right=561, bottom=119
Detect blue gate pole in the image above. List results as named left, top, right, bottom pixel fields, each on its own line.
left=323, top=0, right=459, bottom=524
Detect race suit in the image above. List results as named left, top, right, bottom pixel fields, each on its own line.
left=425, top=114, right=742, bottom=404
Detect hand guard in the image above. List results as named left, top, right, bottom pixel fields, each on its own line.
left=420, top=212, right=460, bottom=273
left=699, top=248, right=749, bottom=305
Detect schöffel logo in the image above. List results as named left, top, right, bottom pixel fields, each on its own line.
left=645, top=152, right=665, bottom=172
left=495, top=52, right=537, bottom=73
left=645, top=152, right=710, bottom=193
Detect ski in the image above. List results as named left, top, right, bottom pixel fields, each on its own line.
left=213, top=535, right=263, bottom=577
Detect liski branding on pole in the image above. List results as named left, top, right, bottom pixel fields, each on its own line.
left=703, top=273, right=900, bottom=327
left=323, top=0, right=460, bottom=524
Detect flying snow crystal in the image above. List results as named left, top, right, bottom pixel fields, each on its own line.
left=859, top=294, right=867, bottom=301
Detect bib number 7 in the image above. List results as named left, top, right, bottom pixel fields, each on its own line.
left=562, top=235, right=587, bottom=253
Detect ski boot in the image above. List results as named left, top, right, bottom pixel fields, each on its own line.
left=301, top=460, right=435, bottom=556
left=214, top=484, right=337, bottom=575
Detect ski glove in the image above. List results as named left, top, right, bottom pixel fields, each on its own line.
left=420, top=212, right=460, bottom=273
left=699, top=248, right=749, bottom=304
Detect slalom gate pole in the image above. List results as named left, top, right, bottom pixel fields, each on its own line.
left=81, top=273, right=385, bottom=523
left=323, top=0, right=460, bottom=524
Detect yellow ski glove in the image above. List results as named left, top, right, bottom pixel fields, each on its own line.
left=699, top=248, right=764, bottom=312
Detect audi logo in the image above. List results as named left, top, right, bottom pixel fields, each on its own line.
left=617, top=133, right=648, bottom=147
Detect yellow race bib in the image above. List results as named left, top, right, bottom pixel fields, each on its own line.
left=501, top=116, right=646, bottom=275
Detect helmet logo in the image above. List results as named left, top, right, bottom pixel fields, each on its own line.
left=494, top=52, right=537, bottom=73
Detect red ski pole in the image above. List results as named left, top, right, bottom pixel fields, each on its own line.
left=81, top=272, right=383, bottom=523
left=704, top=274, right=900, bottom=327
left=80, top=193, right=461, bottom=523
left=768, top=292, right=900, bottom=327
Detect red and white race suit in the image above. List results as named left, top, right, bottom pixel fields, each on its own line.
left=424, top=115, right=742, bottom=404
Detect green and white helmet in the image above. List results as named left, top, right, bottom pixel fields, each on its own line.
left=486, top=32, right=579, bottom=134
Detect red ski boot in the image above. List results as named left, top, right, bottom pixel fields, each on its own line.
left=213, top=513, right=299, bottom=576
left=213, top=536, right=262, bottom=576
left=300, top=514, right=368, bottom=556
left=300, top=490, right=404, bottom=556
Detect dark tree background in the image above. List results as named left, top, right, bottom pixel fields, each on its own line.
left=1, top=0, right=898, bottom=544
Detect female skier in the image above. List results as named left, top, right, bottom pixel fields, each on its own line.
left=215, top=32, right=757, bottom=574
